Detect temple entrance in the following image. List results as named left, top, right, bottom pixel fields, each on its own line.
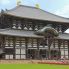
left=27, top=49, right=61, bottom=60
left=28, top=49, right=38, bottom=59
left=39, top=49, right=61, bottom=60
left=0, top=54, right=3, bottom=59
left=28, top=49, right=49, bottom=59
left=51, top=50, right=61, bottom=60
left=39, top=49, right=48, bottom=59
left=0, top=49, right=5, bottom=59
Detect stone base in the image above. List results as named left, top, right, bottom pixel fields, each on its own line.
left=0, top=60, right=40, bottom=64
left=0, top=60, right=69, bottom=64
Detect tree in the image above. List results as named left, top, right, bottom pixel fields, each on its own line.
left=35, top=26, right=59, bottom=59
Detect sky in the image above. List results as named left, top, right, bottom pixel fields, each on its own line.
left=0, top=0, right=69, bottom=18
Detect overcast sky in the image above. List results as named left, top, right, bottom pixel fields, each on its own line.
left=0, top=0, right=69, bottom=18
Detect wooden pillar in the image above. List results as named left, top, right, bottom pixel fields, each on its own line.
left=32, top=21, right=36, bottom=31
left=68, top=41, right=69, bottom=59
left=13, top=37, right=16, bottom=59
left=53, top=39, right=55, bottom=48
left=9, top=16, right=13, bottom=29
left=1, top=36, right=5, bottom=59
left=48, top=39, right=51, bottom=59
left=1, top=14, right=4, bottom=28
left=25, top=38, right=28, bottom=59
left=21, top=19, right=24, bottom=30
left=63, top=40, right=65, bottom=58
left=37, top=38, right=40, bottom=59
left=48, top=37, right=52, bottom=60
left=0, top=35, right=2, bottom=48
left=58, top=40, right=61, bottom=59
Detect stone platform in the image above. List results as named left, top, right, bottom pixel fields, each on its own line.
left=0, top=60, right=69, bottom=64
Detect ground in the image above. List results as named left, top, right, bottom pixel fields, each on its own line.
left=0, top=64, right=69, bottom=69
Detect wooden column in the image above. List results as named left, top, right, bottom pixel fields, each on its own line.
left=0, top=35, right=2, bottom=48
left=21, top=19, right=24, bottom=30
left=48, top=37, right=52, bottom=60
left=63, top=40, right=65, bottom=58
left=53, top=39, right=55, bottom=48
left=13, top=37, right=16, bottom=59
left=68, top=41, right=69, bottom=59
left=1, top=36, right=5, bottom=59
left=37, top=38, right=40, bottom=59
left=1, top=14, right=4, bottom=28
left=58, top=40, right=61, bottom=59
left=25, top=38, right=28, bottom=59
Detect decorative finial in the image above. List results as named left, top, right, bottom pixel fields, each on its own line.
left=35, top=4, right=40, bottom=9
left=16, top=0, right=21, bottom=6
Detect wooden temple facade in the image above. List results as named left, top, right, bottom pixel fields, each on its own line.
left=0, top=5, right=69, bottom=60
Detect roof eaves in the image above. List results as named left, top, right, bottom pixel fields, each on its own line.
left=3, top=12, right=69, bottom=23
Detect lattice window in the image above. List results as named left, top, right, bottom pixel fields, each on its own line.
left=24, top=25, right=28, bottom=30
left=28, top=39, right=32, bottom=47
left=5, top=55, right=13, bottom=59
left=12, top=20, right=16, bottom=29
left=60, top=41, right=68, bottom=59
left=15, top=38, right=26, bottom=59
left=15, top=48, right=26, bottom=59
left=16, top=20, right=22, bottom=29
left=38, top=23, right=43, bottom=29
left=35, top=25, right=38, bottom=31
left=28, top=22, right=33, bottom=31
left=32, top=39, right=37, bottom=47
left=5, top=37, right=14, bottom=47
left=18, top=23, right=21, bottom=29
left=59, top=25, right=62, bottom=33
left=29, top=25, right=33, bottom=30
left=39, top=39, right=47, bottom=48
left=20, top=38, right=25, bottom=47
left=65, top=41, right=68, bottom=49
left=5, top=48, right=14, bottom=59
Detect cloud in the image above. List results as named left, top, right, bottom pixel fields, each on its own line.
left=54, top=5, right=69, bottom=18
left=0, top=0, right=10, bottom=5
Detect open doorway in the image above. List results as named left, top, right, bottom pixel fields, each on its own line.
left=39, top=49, right=48, bottom=59
left=51, top=50, right=61, bottom=60
left=27, top=49, right=38, bottom=59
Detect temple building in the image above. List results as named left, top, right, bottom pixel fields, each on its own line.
left=0, top=5, right=69, bottom=60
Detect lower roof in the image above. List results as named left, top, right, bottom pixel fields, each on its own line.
left=0, top=29, right=43, bottom=38
left=0, top=29, right=69, bottom=40
left=56, top=33, right=69, bottom=40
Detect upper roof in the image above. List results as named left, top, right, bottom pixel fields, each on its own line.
left=3, top=5, right=69, bottom=23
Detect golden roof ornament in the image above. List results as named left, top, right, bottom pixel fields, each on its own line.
left=16, top=0, right=21, bottom=6
left=35, top=4, right=40, bottom=9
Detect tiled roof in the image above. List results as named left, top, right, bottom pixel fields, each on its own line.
left=56, top=33, right=69, bottom=40
left=4, top=5, right=69, bottom=23
left=0, top=29, right=69, bottom=40
left=0, top=29, right=44, bottom=38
